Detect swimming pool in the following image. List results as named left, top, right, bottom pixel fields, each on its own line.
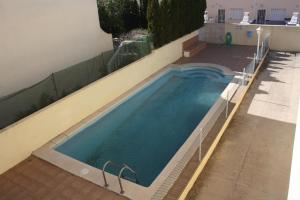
left=55, top=66, right=233, bottom=187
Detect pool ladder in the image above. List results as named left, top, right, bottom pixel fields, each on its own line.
left=102, top=161, right=138, bottom=194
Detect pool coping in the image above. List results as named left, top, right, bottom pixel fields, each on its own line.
left=33, top=63, right=241, bottom=200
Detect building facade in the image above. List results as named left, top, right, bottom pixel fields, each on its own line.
left=206, top=0, right=300, bottom=23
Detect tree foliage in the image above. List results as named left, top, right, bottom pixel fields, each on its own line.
left=147, top=0, right=207, bottom=47
left=97, top=0, right=206, bottom=44
left=147, top=0, right=160, bottom=46
left=140, top=0, right=148, bottom=28
left=122, top=0, right=140, bottom=32
left=97, top=0, right=125, bottom=36
left=97, top=0, right=141, bottom=37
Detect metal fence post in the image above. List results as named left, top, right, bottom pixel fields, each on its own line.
left=199, top=128, right=203, bottom=161
left=226, top=91, right=229, bottom=118
left=253, top=53, right=256, bottom=73
left=51, top=73, right=59, bottom=99
left=242, top=68, right=246, bottom=86
left=261, top=42, right=264, bottom=59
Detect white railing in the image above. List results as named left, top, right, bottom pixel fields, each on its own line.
left=258, top=34, right=271, bottom=61
left=242, top=34, right=270, bottom=83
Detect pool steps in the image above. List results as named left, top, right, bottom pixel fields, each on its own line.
left=102, top=160, right=138, bottom=194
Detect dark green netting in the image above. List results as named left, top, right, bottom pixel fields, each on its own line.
left=87, top=50, right=114, bottom=84
left=0, top=76, right=57, bottom=129
left=102, top=50, right=115, bottom=68
left=53, top=57, right=95, bottom=98
left=0, top=50, right=114, bottom=129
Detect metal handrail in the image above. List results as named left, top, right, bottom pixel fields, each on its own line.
left=102, top=161, right=113, bottom=187
left=118, top=164, right=138, bottom=194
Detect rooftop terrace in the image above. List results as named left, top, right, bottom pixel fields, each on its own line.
left=1, top=43, right=298, bottom=200
left=0, top=44, right=257, bottom=200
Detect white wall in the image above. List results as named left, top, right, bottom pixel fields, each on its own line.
left=0, top=0, right=113, bottom=97
left=206, top=0, right=300, bottom=23
left=225, top=23, right=300, bottom=52
left=199, top=24, right=225, bottom=44
left=288, top=100, right=300, bottom=200
left=207, top=0, right=254, bottom=23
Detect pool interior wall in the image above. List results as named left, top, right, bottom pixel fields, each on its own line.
left=55, top=67, right=233, bottom=187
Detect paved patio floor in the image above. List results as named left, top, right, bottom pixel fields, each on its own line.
left=176, top=44, right=256, bottom=72
left=187, top=52, right=300, bottom=200
left=0, top=156, right=127, bottom=200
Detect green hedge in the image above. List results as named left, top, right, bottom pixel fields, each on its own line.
left=147, top=0, right=206, bottom=47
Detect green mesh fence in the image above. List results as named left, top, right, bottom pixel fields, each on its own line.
left=54, top=59, right=92, bottom=98
left=0, top=76, right=57, bottom=129
left=0, top=50, right=114, bottom=129
left=107, top=35, right=152, bottom=73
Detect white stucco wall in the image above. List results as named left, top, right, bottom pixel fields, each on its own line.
left=207, top=0, right=253, bottom=23
left=225, top=23, right=300, bottom=52
left=207, top=0, right=300, bottom=23
left=199, top=24, right=225, bottom=44
left=0, top=0, right=113, bottom=97
left=288, top=100, right=300, bottom=200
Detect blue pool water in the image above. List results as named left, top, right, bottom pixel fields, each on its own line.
left=56, top=67, right=233, bottom=187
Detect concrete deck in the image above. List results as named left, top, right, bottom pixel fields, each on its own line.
left=187, top=52, right=300, bottom=200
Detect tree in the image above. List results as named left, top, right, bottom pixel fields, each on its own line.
left=140, top=0, right=148, bottom=28
left=122, top=0, right=140, bottom=32
left=98, top=0, right=207, bottom=45
left=159, top=0, right=171, bottom=44
left=147, top=0, right=161, bottom=47
left=97, top=0, right=149, bottom=37
left=97, top=0, right=125, bottom=37
left=148, top=0, right=207, bottom=47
